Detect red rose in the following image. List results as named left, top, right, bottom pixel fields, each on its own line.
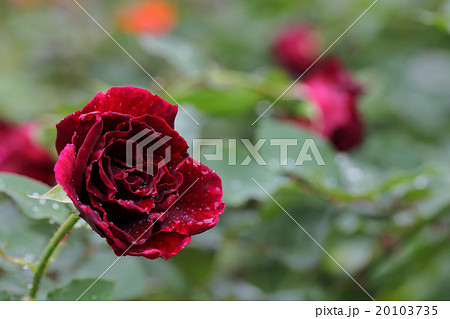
left=0, top=120, right=55, bottom=185
left=290, top=58, right=364, bottom=151
left=54, top=87, right=225, bottom=260
left=273, top=24, right=322, bottom=76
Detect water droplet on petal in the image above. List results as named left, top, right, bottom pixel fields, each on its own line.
left=203, top=217, right=214, bottom=224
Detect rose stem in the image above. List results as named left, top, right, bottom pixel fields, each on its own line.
left=28, top=213, right=79, bottom=300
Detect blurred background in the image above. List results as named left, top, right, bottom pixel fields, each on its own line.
left=0, top=0, right=450, bottom=300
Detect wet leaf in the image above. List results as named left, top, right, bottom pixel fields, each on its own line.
left=0, top=173, right=71, bottom=224
left=26, top=184, right=72, bottom=204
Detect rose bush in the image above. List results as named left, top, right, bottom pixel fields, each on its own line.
left=54, top=87, right=225, bottom=260
left=0, top=120, right=55, bottom=185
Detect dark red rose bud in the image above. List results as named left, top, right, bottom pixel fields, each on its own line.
left=0, top=120, right=55, bottom=185
left=273, top=24, right=322, bottom=76
left=289, top=58, right=364, bottom=151
left=54, top=87, right=225, bottom=260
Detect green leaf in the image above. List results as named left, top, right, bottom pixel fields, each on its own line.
left=0, top=199, right=54, bottom=273
left=179, top=87, right=261, bottom=116
left=0, top=173, right=71, bottom=224
left=26, top=184, right=72, bottom=204
left=48, top=278, right=115, bottom=301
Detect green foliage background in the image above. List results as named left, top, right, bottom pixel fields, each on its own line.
left=0, top=0, right=449, bottom=300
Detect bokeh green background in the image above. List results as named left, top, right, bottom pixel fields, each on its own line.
left=1, top=0, right=450, bottom=300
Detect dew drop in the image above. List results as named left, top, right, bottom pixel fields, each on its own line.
left=203, top=217, right=214, bottom=224
left=31, top=192, right=39, bottom=197
left=52, top=203, right=59, bottom=210
left=33, top=207, right=40, bottom=213
left=27, top=284, right=32, bottom=289
left=49, top=219, right=55, bottom=225
left=39, top=199, right=46, bottom=205
left=22, top=265, right=30, bottom=271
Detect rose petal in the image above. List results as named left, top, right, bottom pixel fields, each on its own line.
left=55, top=110, right=82, bottom=155
left=115, top=210, right=165, bottom=243
left=159, top=157, right=225, bottom=236
left=110, top=231, right=191, bottom=260
left=82, top=87, right=178, bottom=128
left=56, top=111, right=130, bottom=155
left=55, top=144, right=113, bottom=239
left=72, top=116, right=104, bottom=194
